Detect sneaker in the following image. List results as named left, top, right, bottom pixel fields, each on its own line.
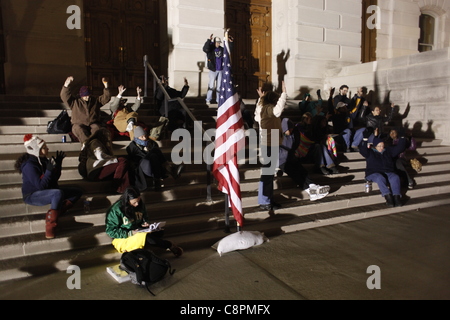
left=306, top=184, right=329, bottom=201
left=319, top=166, right=330, bottom=175
left=126, top=121, right=134, bottom=132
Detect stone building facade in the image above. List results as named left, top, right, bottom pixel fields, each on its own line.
left=1, top=0, right=449, bottom=140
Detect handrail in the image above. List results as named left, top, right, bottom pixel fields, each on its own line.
left=143, top=55, right=213, bottom=202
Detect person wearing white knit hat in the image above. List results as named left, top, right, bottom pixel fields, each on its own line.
left=15, top=134, right=83, bottom=239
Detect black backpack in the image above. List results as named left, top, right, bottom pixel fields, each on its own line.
left=47, top=110, right=72, bottom=134
left=120, top=249, right=175, bottom=296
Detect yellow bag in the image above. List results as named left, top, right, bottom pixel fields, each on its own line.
left=410, top=158, right=422, bottom=173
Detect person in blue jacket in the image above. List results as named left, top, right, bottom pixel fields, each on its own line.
left=359, top=129, right=407, bottom=208
left=15, top=134, right=83, bottom=239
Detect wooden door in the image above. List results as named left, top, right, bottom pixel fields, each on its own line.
left=84, top=0, right=161, bottom=95
left=226, top=0, right=272, bottom=100
left=362, top=0, right=378, bottom=63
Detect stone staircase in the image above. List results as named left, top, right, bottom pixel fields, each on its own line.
left=1, top=95, right=450, bottom=282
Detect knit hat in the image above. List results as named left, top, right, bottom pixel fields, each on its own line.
left=133, top=126, right=146, bottom=139
left=24, top=134, right=45, bottom=158
left=373, top=136, right=384, bottom=147
left=79, top=86, right=90, bottom=98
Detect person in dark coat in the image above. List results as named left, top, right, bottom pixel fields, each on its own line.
left=279, top=118, right=330, bottom=201
left=154, top=75, right=190, bottom=132
left=126, top=126, right=184, bottom=191
left=352, top=103, right=395, bottom=149
left=203, top=34, right=233, bottom=104
left=359, top=130, right=407, bottom=207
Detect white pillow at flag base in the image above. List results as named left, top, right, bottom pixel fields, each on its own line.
left=213, top=231, right=269, bottom=256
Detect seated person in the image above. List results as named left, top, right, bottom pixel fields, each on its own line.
left=105, top=186, right=183, bottom=257
left=154, top=75, right=190, bottom=132
left=83, top=128, right=131, bottom=194
left=126, top=126, right=184, bottom=191
left=109, top=85, right=143, bottom=140
left=279, top=118, right=330, bottom=201
left=307, top=114, right=340, bottom=175
left=60, top=76, right=111, bottom=145
left=359, top=130, right=407, bottom=207
left=16, top=134, right=83, bottom=239
left=298, top=90, right=323, bottom=117
left=386, top=128, right=417, bottom=189
left=352, top=103, right=395, bottom=149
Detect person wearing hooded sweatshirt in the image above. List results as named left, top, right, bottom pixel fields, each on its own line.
left=15, top=134, right=83, bottom=239
left=279, top=118, right=330, bottom=201
left=60, top=76, right=111, bottom=144
left=359, top=129, right=407, bottom=207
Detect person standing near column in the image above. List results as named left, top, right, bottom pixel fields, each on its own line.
left=203, top=33, right=233, bottom=104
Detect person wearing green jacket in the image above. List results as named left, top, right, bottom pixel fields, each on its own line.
left=105, top=186, right=183, bottom=257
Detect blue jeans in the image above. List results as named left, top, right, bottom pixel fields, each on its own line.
left=206, top=70, right=223, bottom=102
left=366, top=172, right=401, bottom=197
left=353, top=128, right=375, bottom=147
left=24, top=187, right=83, bottom=210
left=340, top=128, right=353, bottom=149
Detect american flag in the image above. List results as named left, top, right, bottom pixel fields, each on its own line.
left=212, top=37, right=245, bottom=227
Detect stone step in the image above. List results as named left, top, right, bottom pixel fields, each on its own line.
left=2, top=172, right=450, bottom=240
left=1, top=185, right=449, bottom=263
left=1, top=158, right=449, bottom=217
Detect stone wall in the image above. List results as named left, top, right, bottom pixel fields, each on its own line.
left=324, top=47, right=450, bottom=143
left=272, top=0, right=363, bottom=98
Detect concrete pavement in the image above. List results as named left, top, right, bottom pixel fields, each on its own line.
left=0, top=205, right=449, bottom=303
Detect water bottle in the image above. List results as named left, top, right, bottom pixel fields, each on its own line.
left=62, top=135, right=67, bottom=143
left=83, top=200, right=91, bottom=213
left=365, top=181, right=372, bottom=193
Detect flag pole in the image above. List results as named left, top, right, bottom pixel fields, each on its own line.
left=224, top=194, right=230, bottom=233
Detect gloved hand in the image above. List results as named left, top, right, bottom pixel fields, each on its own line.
left=46, top=159, right=55, bottom=172
left=363, top=127, right=374, bottom=139
left=52, top=150, right=66, bottom=167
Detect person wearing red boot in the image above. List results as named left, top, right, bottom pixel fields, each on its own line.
left=15, top=134, right=83, bottom=239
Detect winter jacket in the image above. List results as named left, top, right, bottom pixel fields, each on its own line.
left=359, top=138, right=406, bottom=177
left=203, top=39, right=234, bottom=71
left=105, top=200, right=148, bottom=239
left=110, top=96, right=141, bottom=118
left=20, top=155, right=61, bottom=200
left=155, top=84, right=189, bottom=116
left=363, top=108, right=393, bottom=133
left=254, top=92, right=287, bottom=146
left=60, top=86, right=111, bottom=126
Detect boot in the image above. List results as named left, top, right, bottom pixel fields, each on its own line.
left=165, top=162, right=184, bottom=180
left=394, top=195, right=403, bottom=207
left=169, top=245, right=184, bottom=258
left=45, top=209, right=59, bottom=239
left=60, top=199, right=73, bottom=215
left=384, top=194, right=394, bottom=208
